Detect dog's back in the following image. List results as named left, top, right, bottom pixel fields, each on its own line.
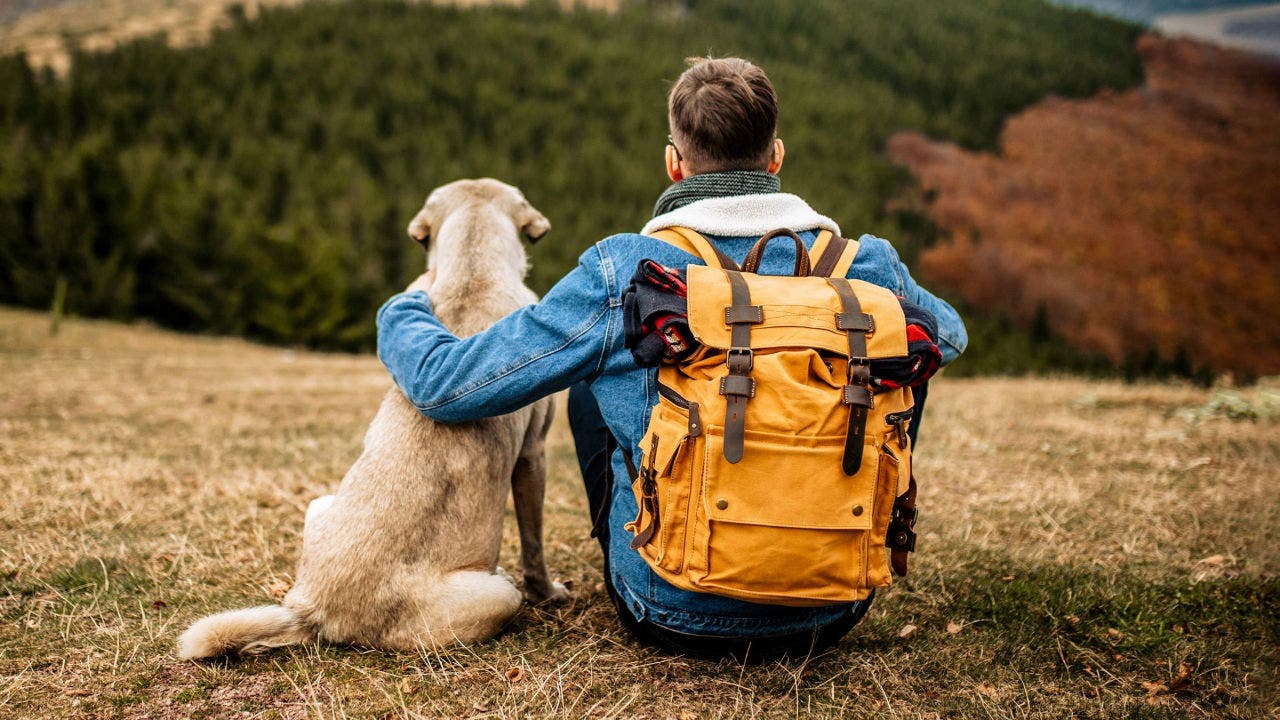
left=178, top=179, right=556, bottom=658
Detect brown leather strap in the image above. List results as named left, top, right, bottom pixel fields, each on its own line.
left=827, top=278, right=873, bottom=475
left=810, top=234, right=850, bottom=277
left=828, top=235, right=862, bottom=279
left=742, top=228, right=811, bottom=276
left=888, top=473, right=918, bottom=576
left=629, top=436, right=661, bottom=549
left=721, top=271, right=755, bottom=464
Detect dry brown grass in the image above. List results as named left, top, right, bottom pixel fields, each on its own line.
left=1, top=306, right=1277, bottom=719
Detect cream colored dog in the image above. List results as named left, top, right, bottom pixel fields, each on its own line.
left=178, top=179, right=566, bottom=659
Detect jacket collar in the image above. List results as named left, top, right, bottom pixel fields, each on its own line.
left=641, top=192, right=842, bottom=238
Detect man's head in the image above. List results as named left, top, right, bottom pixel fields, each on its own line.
left=666, top=57, right=783, bottom=180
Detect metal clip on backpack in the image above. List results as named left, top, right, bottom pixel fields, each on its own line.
left=625, top=227, right=919, bottom=607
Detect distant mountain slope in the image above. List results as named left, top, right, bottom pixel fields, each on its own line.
left=0, top=0, right=1145, bottom=355
left=0, top=0, right=615, bottom=74
left=890, top=35, right=1280, bottom=376
left=0, top=0, right=311, bottom=75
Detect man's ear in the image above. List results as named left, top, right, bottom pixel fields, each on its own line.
left=666, top=145, right=684, bottom=182
left=407, top=208, right=431, bottom=249
left=767, top=137, right=785, bottom=175
left=519, top=205, right=551, bottom=243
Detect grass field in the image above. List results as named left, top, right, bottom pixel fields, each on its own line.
left=1, top=306, right=1276, bottom=719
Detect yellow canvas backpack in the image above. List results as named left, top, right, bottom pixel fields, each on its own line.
left=625, top=226, right=919, bottom=607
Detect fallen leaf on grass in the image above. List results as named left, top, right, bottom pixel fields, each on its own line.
left=898, top=623, right=918, bottom=640
left=1142, top=662, right=1193, bottom=701
left=1107, top=628, right=1124, bottom=641
left=1001, top=575, right=1015, bottom=582
left=1169, top=662, right=1193, bottom=691
left=946, top=622, right=963, bottom=635
left=506, top=667, right=524, bottom=682
left=151, top=599, right=167, bottom=609
left=679, top=711, right=697, bottom=720
left=398, top=678, right=415, bottom=695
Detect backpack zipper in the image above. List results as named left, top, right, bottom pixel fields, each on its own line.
left=657, top=381, right=691, bottom=409
left=658, top=382, right=702, bottom=438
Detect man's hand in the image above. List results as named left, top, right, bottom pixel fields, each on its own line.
left=405, top=269, right=436, bottom=295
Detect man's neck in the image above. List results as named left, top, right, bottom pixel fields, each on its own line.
left=653, top=171, right=781, bottom=217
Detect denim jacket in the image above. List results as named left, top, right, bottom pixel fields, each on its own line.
left=377, top=193, right=967, bottom=637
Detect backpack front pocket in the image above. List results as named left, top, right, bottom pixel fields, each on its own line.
left=628, top=392, right=703, bottom=575
left=692, top=426, right=884, bottom=606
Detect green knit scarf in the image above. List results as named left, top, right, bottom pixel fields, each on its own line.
left=652, top=171, right=780, bottom=217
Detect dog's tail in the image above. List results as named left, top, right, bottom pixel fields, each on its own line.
left=177, top=604, right=313, bottom=660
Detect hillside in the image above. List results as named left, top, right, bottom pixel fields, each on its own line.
left=889, top=34, right=1280, bottom=377
left=0, top=0, right=305, bottom=75
left=0, top=0, right=1146, bottom=360
left=0, top=0, right=620, bottom=75
left=1, top=307, right=1276, bottom=717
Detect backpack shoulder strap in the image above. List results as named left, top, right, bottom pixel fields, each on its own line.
left=649, top=226, right=740, bottom=271
left=809, top=231, right=861, bottom=278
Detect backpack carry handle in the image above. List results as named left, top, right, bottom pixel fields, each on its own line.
left=742, top=229, right=811, bottom=276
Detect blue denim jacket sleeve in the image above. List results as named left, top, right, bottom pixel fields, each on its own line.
left=376, top=245, right=617, bottom=423
left=853, top=235, right=968, bottom=365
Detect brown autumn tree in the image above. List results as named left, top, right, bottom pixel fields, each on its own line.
left=891, top=35, right=1280, bottom=377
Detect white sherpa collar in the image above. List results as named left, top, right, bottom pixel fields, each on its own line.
left=641, top=193, right=841, bottom=238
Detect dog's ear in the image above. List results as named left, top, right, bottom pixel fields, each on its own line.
left=518, top=204, right=551, bottom=244
left=407, top=208, right=431, bottom=249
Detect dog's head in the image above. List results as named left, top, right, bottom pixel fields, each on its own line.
left=407, top=178, right=550, bottom=251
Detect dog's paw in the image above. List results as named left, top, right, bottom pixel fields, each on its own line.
left=527, top=580, right=571, bottom=606
left=494, top=566, right=516, bottom=584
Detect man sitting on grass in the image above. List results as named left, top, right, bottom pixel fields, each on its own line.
left=377, top=56, right=967, bottom=660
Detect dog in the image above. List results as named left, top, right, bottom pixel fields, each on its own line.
left=177, top=179, right=566, bottom=658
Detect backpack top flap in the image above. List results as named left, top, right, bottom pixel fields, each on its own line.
left=683, top=264, right=908, bottom=358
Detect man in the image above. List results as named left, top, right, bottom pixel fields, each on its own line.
left=377, top=57, right=967, bottom=660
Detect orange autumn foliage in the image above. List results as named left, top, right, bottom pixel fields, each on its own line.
left=890, top=34, right=1280, bottom=376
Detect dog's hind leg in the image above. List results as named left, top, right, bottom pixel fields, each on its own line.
left=394, top=570, right=523, bottom=650
left=511, top=401, right=569, bottom=604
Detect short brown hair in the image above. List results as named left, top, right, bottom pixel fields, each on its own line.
left=668, top=57, right=778, bottom=173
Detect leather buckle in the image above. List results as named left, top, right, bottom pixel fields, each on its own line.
left=726, top=347, right=754, bottom=373
left=847, top=358, right=871, bottom=385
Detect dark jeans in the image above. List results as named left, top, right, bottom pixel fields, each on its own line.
left=568, top=382, right=927, bottom=662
